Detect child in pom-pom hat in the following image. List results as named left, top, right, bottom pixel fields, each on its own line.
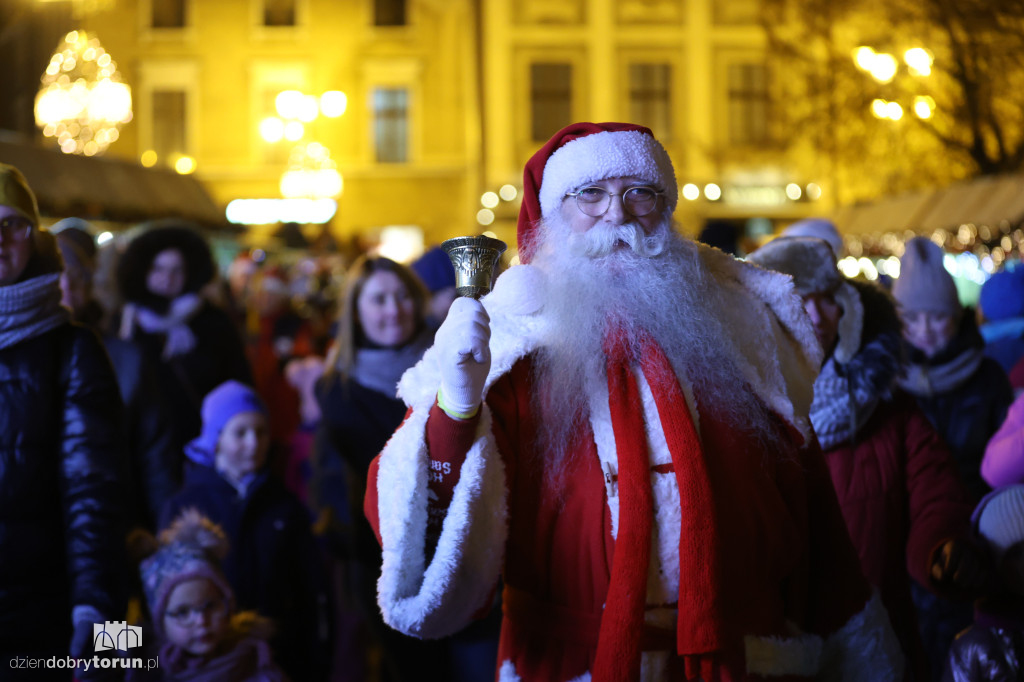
left=944, top=485, right=1024, bottom=681
left=128, top=508, right=288, bottom=681
left=160, top=381, right=330, bottom=681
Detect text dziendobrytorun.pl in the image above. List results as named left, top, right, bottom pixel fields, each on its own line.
left=9, top=656, right=159, bottom=672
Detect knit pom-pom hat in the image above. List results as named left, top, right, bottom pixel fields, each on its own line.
left=747, top=236, right=864, bottom=364
left=139, top=508, right=235, bottom=637
left=517, top=122, right=677, bottom=263
left=974, top=485, right=1024, bottom=561
left=184, top=380, right=267, bottom=467
left=893, top=236, right=960, bottom=317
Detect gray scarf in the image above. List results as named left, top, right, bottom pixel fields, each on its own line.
left=899, top=346, right=984, bottom=397
left=0, top=273, right=70, bottom=350
left=348, top=329, right=433, bottom=398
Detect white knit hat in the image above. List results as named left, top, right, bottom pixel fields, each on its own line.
left=977, top=485, right=1024, bottom=559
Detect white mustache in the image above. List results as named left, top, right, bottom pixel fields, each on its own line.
left=569, top=221, right=669, bottom=258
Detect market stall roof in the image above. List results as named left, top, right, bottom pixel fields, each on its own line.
left=833, top=173, right=1024, bottom=237
left=0, top=133, right=225, bottom=227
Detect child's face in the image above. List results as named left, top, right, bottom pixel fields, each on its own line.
left=999, top=542, right=1024, bottom=596
left=162, top=578, right=229, bottom=657
left=215, top=411, right=269, bottom=482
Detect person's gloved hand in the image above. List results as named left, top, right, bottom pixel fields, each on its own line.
left=931, top=538, right=989, bottom=596
left=436, top=297, right=491, bottom=419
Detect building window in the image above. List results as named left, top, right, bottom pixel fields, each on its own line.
left=373, top=87, right=408, bottom=163
left=727, top=62, right=770, bottom=146
left=264, top=0, right=296, bottom=26
left=152, top=0, right=186, bottom=28
left=152, top=90, right=187, bottom=164
left=531, top=62, right=572, bottom=142
left=629, top=63, right=672, bottom=141
left=374, top=0, right=406, bottom=26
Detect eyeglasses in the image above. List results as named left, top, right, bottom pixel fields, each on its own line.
left=164, top=599, right=229, bottom=626
left=0, top=216, right=33, bottom=242
left=564, top=186, right=663, bottom=218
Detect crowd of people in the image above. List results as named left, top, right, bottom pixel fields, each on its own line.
left=2, top=116, right=1024, bottom=682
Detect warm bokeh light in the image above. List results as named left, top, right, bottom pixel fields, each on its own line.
left=174, top=155, right=196, bottom=174
left=704, top=183, right=722, bottom=201
left=869, top=53, right=898, bottom=83
left=806, top=183, right=822, bottom=200
left=913, top=96, right=935, bottom=119
left=853, top=46, right=876, bottom=71
left=297, top=94, right=319, bottom=122
left=481, top=191, right=499, bottom=208
left=96, top=231, right=113, bottom=245
left=226, top=198, right=337, bottom=224
left=476, top=208, right=495, bottom=225
left=904, top=47, right=933, bottom=76
left=499, top=184, right=518, bottom=201
left=260, top=116, right=285, bottom=142
left=320, top=90, right=347, bottom=118
left=682, top=183, right=700, bottom=201
left=140, top=150, right=157, bottom=167
left=284, top=120, right=305, bottom=141
left=785, top=183, right=802, bottom=200
left=886, top=101, right=904, bottom=120
left=871, top=99, right=889, bottom=119
left=275, top=90, right=304, bottom=119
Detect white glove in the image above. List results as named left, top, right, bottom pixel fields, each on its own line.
left=436, top=297, right=491, bottom=419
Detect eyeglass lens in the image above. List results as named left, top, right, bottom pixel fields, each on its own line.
left=0, top=217, right=33, bottom=240
left=574, top=187, right=659, bottom=217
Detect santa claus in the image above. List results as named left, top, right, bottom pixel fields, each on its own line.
left=364, top=122, right=903, bottom=681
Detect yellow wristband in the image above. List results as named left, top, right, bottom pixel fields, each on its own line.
left=437, top=388, right=480, bottom=420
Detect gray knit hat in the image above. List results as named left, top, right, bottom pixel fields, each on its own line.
left=893, top=237, right=960, bottom=316
left=977, top=485, right=1024, bottom=560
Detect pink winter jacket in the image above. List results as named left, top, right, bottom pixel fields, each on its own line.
left=981, top=391, right=1024, bottom=488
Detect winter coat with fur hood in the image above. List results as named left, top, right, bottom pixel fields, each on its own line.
left=116, top=223, right=251, bottom=454
left=812, top=279, right=975, bottom=681
left=0, top=234, right=126, bottom=652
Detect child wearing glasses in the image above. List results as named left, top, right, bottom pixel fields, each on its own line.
left=159, top=380, right=330, bottom=681
left=131, top=508, right=288, bottom=681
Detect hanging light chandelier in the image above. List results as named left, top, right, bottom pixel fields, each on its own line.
left=34, top=31, right=133, bottom=156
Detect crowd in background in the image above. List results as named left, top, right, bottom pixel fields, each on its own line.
left=5, top=156, right=1024, bottom=681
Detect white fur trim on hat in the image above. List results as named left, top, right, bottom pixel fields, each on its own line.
left=538, top=130, right=678, bottom=218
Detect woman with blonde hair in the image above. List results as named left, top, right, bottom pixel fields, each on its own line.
left=310, top=255, right=444, bottom=681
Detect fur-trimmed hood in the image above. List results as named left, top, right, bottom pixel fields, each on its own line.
left=116, top=220, right=216, bottom=310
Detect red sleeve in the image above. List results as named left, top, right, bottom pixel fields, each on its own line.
left=902, top=401, right=974, bottom=591
left=363, top=402, right=480, bottom=547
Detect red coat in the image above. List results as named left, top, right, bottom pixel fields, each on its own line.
left=823, top=392, right=973, bottom=681
left=364, top=256, right=904, bottom=681
left=367, top=357, right=903, bottom=681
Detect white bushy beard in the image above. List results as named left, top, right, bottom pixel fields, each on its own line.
left=528, top=212, right=772, bottom=475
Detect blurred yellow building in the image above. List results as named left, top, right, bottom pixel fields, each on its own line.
left=58, top=0, right=829, bottom=257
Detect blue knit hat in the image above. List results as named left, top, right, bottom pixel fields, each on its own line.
left=184, top=381, right=267, bottom=467
left=411, top=246, right=456, bottom=294
left=980, top=265, right=1024, bottom=322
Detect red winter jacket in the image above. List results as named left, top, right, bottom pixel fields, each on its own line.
left=823, top=392, right=973, bottom=681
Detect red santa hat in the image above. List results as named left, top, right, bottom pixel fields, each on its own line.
left=517, top=122, right=678, bottom=263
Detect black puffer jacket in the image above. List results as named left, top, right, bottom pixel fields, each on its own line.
left=0, top=322, right=126, bottom=650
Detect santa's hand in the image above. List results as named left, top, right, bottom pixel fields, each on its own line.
left=436, top=297, right=491, bottom=419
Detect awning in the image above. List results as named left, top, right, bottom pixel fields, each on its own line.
left=0, top=133, right=225, bottom=227
left=833, top=173, right=1024, bottom=237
